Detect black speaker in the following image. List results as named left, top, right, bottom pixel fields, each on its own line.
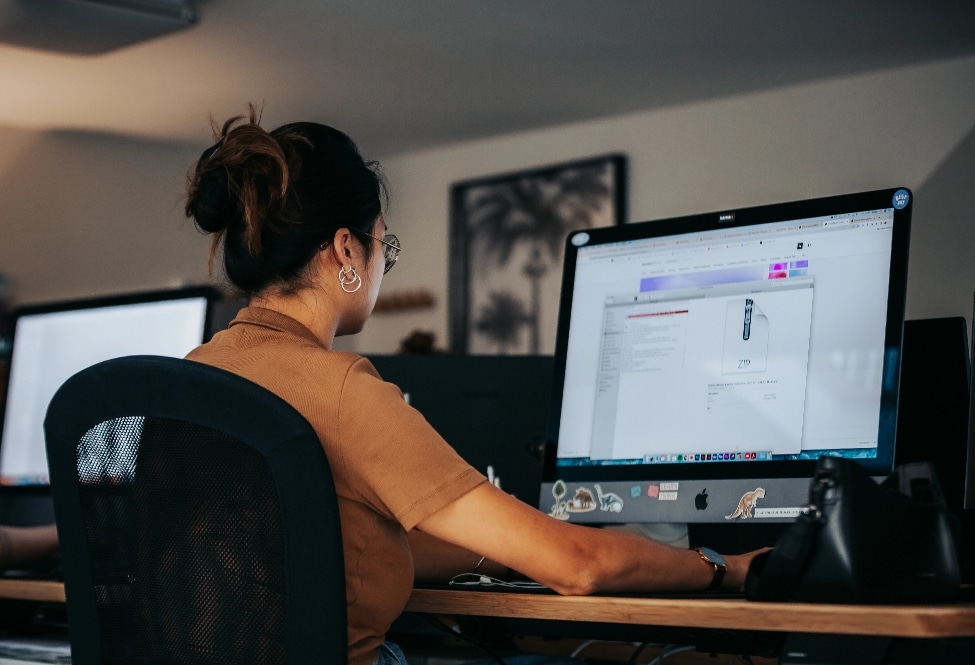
left=895, top=316, right=974, bottom=582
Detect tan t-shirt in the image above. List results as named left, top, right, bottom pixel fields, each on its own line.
left=186, top=307, right=486, bottom=665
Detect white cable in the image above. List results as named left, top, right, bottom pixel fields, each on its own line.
left=569, top=640, right=597, bottom=657
left=567, top=640, right=647, bottom=659
left=648, top=644, right=696, bottom=665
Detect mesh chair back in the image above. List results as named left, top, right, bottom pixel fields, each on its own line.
left=45, top=356, right=346, bottom=665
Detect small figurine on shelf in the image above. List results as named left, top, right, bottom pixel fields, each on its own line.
left=397, top=329, right=449, bottom=355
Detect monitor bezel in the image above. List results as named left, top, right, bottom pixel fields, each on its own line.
left=5, top=285, right=219, bottom=327
left=541, top=187, right=913, bottom=485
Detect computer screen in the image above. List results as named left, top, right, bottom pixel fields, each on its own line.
left=0, top=287, right=216, bottom=488
left=539, top=187, right=913, bottom=532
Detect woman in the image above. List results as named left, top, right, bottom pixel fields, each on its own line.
left=184, top=107, right=764, bottom=665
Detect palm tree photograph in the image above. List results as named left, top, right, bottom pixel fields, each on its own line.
left=449, top=155, right=626, bottom=354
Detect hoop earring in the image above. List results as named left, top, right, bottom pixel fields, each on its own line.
left=338, top=265, right=362, bottom=293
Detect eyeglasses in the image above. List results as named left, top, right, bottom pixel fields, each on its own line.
left=363, top=232, right=402, bottom=274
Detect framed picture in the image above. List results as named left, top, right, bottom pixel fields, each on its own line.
left=449, top=154, right=626, bottom=354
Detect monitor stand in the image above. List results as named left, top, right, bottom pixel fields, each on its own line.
left=605, top=522, right=690, bottom=549
left=687, top=521, right=790, bottom=554
left=603, top=521, right=788, bottom=554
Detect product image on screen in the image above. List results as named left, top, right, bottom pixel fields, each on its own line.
left=539, top=188, right=912, bottom=529
left=0, top=287, right=214, bottom=486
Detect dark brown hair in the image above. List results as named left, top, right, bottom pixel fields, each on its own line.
left=185, top=106, right=387, bottom=294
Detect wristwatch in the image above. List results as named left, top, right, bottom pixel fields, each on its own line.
left=692, top=547, right=727, bottom=591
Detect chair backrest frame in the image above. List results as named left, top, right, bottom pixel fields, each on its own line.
left=44, top=355, right=346, bottom=664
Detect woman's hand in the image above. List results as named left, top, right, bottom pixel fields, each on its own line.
left=722, top=547, right=771, bottom=592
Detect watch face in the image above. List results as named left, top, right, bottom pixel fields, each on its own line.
left=698, top=546, right=727, bottom=567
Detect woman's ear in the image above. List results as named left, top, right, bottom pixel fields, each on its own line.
left=328, top=228, right=356, bottom=266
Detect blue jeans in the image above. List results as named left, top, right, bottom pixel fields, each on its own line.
left=373, top=641, right=584, bottom=665
left=472, top=657, right=586, bottom=665
left=373, top=642, right=409, bottom=665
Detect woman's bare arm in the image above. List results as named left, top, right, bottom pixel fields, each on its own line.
left=407, top=529, right=506, bottom=583
left=415, top=483, right=762, bottom=595
left=0, top=524, right=59, bottom=570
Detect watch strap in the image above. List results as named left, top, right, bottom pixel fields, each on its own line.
left=693, top=547, right=727, bottom=591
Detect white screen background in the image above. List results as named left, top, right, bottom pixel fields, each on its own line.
left=0, top=297, right=208, bottom=483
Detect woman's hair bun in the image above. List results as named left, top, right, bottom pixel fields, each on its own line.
left=190, top=166, right=233, bottom=233
left=186, top=105, right=387, bottom=294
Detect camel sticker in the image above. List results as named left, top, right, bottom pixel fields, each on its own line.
left=566, top=486, right=598, bottom=513
left=549, top=481, right=625, bottom=518
left=548, top=480, right=594, bottom=519
left=725, top=487, right=766, bottom=519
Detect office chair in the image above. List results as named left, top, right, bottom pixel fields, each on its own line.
left=44, top=355, right=346, bottom=664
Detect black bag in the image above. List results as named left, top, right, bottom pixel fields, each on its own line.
left=745, top=456, right=962, bottom=604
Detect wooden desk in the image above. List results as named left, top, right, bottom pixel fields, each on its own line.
left=6, top=580, right=974, bottom=663
left=405, top=588, right=975, bottom=664
left=4, top=580, right=974, bottom=640
left=404, top=588, right=975, bottom=639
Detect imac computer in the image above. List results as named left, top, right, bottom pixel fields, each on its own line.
left=538, top=187, right=913, bottom=551
left=0, top=287, right=217, bottom=525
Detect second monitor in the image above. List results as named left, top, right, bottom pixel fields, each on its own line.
left=366, top=354, right=553, bottom=506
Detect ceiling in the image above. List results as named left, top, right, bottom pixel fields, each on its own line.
left=2, top=0, right=975, bottom=156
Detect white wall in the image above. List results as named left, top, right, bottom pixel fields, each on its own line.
left=0, top=128, right=210, bottom=303
left=356, top=55, right=975, bottom=353
left=2, top=55, right=974, bottom=355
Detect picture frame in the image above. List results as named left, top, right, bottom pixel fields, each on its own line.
left=449, top=154, right=626, bottom=354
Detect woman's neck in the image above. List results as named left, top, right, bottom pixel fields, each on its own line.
left=248, top=288, right=339, bottom=349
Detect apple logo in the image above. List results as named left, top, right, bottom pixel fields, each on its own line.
left=695, top=488, right=709, bottom=511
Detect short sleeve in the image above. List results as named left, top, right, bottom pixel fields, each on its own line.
left=335, top=357, right=486, bottom=530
